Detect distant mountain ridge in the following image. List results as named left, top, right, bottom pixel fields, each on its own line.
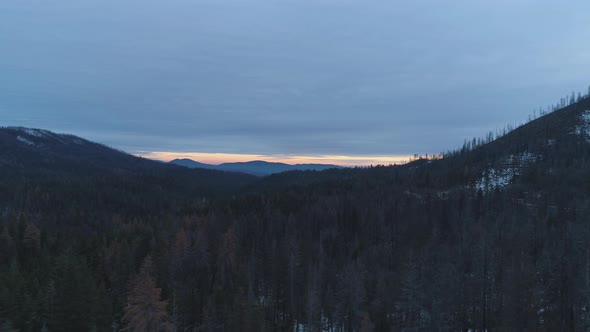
left=170, top=158, right=344, bottom=176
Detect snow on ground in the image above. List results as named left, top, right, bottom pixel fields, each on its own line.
left=293, top=323, right=305, bottom=332
left=476, top=152, right=539, bottom=191
left=18, top=127, right=70, bottom=144
left=21, top=128, right=51, bottom=138
left=16, top=136, right=34, bottom=146
left=505, top=152, right=537, bottom=164
left=476, top=169, right=513, bottom=191
left=291, top=315, right=340, bottom=332
left=573, top=110, right=590, bottom=142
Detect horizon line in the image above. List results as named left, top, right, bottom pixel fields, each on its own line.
left=136, top=151, right=416, bottom=167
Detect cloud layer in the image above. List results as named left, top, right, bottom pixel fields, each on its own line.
left=2, top=0, right=590, bottom=164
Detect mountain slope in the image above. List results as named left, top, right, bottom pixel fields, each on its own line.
left=425, top=97, right=590, bottom=191
left=0, top=127, right=258, bottom=215
left=169, top=158, right=217, bottom=170
left=250, top=96, right=590, bottom=196
left=170, top=158, right=344, bottom=176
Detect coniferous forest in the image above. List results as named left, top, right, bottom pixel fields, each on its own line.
left=3, top=95, right=590, bottom=331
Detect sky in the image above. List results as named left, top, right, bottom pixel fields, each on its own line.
left=2, top=0, right=590, bottom=166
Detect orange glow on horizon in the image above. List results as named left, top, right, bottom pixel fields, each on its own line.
left=136, top=151, right=414, bottom=167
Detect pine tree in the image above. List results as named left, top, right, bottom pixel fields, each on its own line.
left=0, top=227, right=15, bottom=265
left=49, top=254, right=97, bottom=332
left=23, top=223, right=41, bottom=252
left=123, top=256, right=175, bottom=332
left=335, top=263, right=366, bottom=331
left=305, top=265, right=321, bottom=332
left=395, top=254, right=430, bottom=331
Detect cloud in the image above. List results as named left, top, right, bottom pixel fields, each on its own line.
left=2, top=0, right=590, bottom=160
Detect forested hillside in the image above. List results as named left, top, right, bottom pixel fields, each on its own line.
left=3, top=95, right=590, bottom=331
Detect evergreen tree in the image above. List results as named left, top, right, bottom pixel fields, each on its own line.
left=49, top=254, right=98, bottom=332
left=123, top=256, right=175, bottom=332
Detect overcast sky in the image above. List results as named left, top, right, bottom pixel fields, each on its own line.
left=2, top=0, right=590, bottom=165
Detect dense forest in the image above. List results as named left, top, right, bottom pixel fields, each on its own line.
left=3, top=94, right=590, bottom=331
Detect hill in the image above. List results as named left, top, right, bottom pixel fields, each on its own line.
left=170, top=158, right=344, bottom=176
left=422, top=95, right=590, bottom=192
left=253, top=95, right=590, bottom=196
left=0, top=127, right=257, bottom=216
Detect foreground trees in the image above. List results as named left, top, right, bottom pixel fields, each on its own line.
left=123, top=256, right=174, bottom=332
left=2, top=171, right=590, bottom=331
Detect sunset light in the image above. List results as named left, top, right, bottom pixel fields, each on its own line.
left=138, top=151, right=414, bottom=167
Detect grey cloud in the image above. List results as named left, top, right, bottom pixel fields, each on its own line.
left=1, top=0, right=590, bottom=158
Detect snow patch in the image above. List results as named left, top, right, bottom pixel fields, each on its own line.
left=293, top=319, right=338, bottom=332
left=16, top=136, right=34, bottom=146
left=293, top=323, right=305, bottom=332
left=505, top=152, right=537, bottom=164
left=475, top=152, right=539, bottom=191
left=21, top=128, right=51, bottom=138
left=476, top=169, right=513, bottom=191
left=573, top=110, right=590, bottom=142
